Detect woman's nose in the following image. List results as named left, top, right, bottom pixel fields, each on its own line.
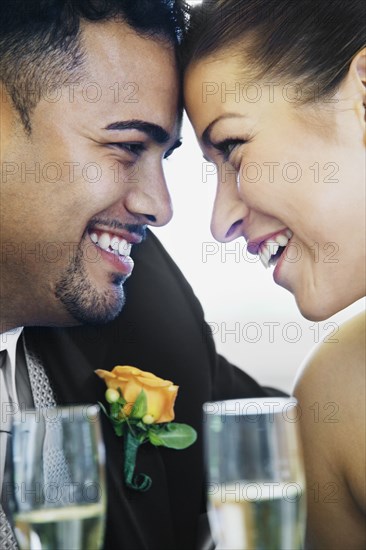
left=210, top=172, right=249, bottom=242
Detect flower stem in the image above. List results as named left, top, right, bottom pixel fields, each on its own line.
left=123, top=428, right=152, bottom=492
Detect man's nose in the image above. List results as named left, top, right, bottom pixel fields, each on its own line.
left=124, top=163, right=173, bottom=227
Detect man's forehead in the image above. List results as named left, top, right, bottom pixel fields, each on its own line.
left=38, top=19, right=176, bottom=137
left=80, top=18, right=177, bottom=77
left=80, top=21, right=178, bottom=99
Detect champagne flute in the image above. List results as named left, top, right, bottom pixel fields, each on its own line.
left=203, top=397, right=306, bottom=550
left=10, top=405, right=106, bottom=550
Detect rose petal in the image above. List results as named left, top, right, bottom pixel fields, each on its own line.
left=146, top=385, right=179, bottom=423
left=138, top=376, right=172, bottom=388
left=112, top=366, right=142, bottom=376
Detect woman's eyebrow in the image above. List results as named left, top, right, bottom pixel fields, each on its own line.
left=201, top=114, right=248, bottom=147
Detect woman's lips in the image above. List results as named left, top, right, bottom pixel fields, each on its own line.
left=252, top=229, right=293, bottom=269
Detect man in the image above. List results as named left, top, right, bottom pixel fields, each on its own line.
left=1, top=1, right=183, bottom=332
left=1, top=2, right=281, bottom=549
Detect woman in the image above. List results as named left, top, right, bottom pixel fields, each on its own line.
left=183, top=1, right=365, bottom=548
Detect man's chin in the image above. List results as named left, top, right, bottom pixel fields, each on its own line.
left=55, top=251, right=128, bottom=326
left=55, top=276, right=126, bottom=326
left=66, top=290, right=126, bottom=326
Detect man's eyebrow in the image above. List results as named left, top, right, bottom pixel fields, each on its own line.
left=104, top=120, right=170, bottom=144
left=202, top=114, right=248, bottom=147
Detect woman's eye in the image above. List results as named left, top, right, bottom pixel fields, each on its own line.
left=214, top=139, right=246, bottom=163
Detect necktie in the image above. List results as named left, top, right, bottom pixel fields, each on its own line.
left=0, top=336, right=57, bottom=549
left=1, top=340, right=34, bottom=492
left=0, top=350, right=18, bottom=550
left=22, top=337, right=56, bottom=409
left=15, top=341, right=34, bottom=410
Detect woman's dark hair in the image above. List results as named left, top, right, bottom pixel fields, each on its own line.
left=183, top=0, right=365, bottom=102
left=0, top=0, right=189, bottom=132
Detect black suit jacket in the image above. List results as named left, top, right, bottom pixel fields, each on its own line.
left=25, top=231, right=280, bottom=550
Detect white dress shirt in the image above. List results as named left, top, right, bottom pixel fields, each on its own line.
left=0, top=328, right=23, bottom=491
left=0, top=328, right=23, bottom=405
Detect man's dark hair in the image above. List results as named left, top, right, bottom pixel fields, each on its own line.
left=0, top=0, right=189, bottom=133
left=183, top=0, right=365, bottom=103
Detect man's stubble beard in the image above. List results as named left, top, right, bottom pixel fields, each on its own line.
left=55, top=244, right=126, bottom=326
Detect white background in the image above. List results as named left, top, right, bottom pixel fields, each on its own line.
left=153, top=117, right=364, bottom=393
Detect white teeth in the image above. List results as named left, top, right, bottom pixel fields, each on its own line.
left=110, top=236, right=120, bottom=251
left=261, top=244, right=271, bottom=262
left=275, top=234, right=289, bottom=247
left=258, top=230, right=292, bottom=270
left=98, top=232, right=111, bottom=250
left=118, top=239, right=132, bottom=257
left=90, top=230, right=132, bottom=258
left=258, top=244, right=270, bottom=269
left=267, top=241, right=279, bottom=257
left=259, top=253, right=269, bottom=269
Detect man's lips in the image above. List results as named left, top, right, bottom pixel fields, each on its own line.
left=95, top=245, right=134, bottom=277
left=87, top=228, right=138, bottom=276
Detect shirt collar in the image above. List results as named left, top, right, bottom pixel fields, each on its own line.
left=0, top=328, right=23, bottom=407
left=0, top=327, right=24, bottom=363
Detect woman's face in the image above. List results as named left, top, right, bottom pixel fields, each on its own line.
left=184, top=54, right=365, bottom=321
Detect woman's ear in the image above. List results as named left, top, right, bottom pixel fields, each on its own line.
left=353, top=47, right=366, bottom=87
left=349, top=48, right=366, bottom=122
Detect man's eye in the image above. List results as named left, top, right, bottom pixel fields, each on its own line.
left=110, top=142, right=146, bottom=156
left=214, top=139, right=246, bottom=163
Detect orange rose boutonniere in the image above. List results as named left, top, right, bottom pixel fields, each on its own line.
left=95, top=366, right=197, bottom=492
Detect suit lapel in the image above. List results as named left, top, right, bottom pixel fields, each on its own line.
left=24, top=326, right=177, bottom=550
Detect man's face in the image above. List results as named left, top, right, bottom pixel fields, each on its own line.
left=1, top=20, right=180, bottom=329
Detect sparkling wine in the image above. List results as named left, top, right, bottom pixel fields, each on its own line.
left=209, top=481, right=305, bottom=550
left=14, top=503, right=105, bottom=550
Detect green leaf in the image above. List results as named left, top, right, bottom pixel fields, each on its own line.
left=136, top=421, right=148, bottom=432
left=130, top=390, right=147, bottom=419
left=113, top=423, right=124, bottom=437
left=110, top=402, right=121, bottom=417
left=148, top=431, right=164, bottom=446
left=116, top=387, right=127, bottom=406
left=151, top=423, right=197, bottom=450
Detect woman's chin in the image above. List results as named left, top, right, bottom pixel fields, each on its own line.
left=295, top=294, right=345, bottom=322
left=292, top=274, right=365, bottom=321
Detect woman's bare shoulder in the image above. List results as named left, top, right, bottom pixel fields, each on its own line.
left=294, top=311, right=365, bottom=467
left=293, top=311, right=365, bottom=548
left=295, top=310, right=365, bottom=397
